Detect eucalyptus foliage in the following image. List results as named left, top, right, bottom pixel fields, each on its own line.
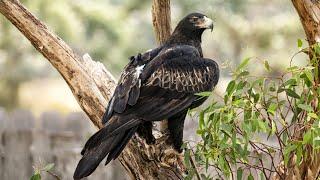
left=185, top=41, right=320, bottom=179
left=30, top=163, right=58, bottom=180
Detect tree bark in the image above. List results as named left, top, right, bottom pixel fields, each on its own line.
left=272, top=1, right=320, bottom=180
left=151, top=0, right=171, bottom=131
left=152, top=0, right=171, bottom=45
left=292, top=0, right=320, bottom=83
left=0, top=0, right=184, bottom=179
left=292, top=0, right=320, bottom=46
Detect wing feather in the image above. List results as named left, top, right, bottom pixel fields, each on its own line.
left=145, top=56, right=219, bottom=94
left=103, top=47, right=162, bottom=124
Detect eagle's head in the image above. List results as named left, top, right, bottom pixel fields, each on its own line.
left=173, top=12, right=214, bottom=40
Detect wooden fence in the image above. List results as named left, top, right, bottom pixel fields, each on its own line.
left=0, top=108, right=127, bottom=180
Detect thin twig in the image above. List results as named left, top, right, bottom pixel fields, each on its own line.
left=47, top=171, right=61, bottom=180
left=189, top=147, right=202, bottom=180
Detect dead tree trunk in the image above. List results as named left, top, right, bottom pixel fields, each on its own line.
left=0, top=0, right=184, bottom=179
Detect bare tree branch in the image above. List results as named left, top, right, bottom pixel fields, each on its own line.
left=0, top=0, right=113, bottom=128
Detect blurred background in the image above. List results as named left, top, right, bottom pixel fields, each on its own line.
left=0, top=0, right=308, bottom=179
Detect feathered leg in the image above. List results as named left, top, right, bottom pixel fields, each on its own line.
left=168, top=111, right=187, bottom=153
left=137, top=121, right=155, bottom=144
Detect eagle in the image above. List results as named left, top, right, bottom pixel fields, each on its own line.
left=74, top=12, right=219, bottom=179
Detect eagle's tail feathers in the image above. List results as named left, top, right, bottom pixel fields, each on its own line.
left=105, top=126, right=138, bottom=165
left=74, top=118, right=141, bottom=179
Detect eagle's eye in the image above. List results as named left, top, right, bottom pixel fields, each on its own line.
left=189, top=16, right=199, bottom=23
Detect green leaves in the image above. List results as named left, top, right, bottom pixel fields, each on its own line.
left=43, top=163, right=55, bottom=172
left=297, top=39, right=303, bottom=49
left=236, top=57, right=251, bottom=72
left=283, top=79, right=297, bottom=87
left=236, top=168, right=243, bottom=180
left=308, top=113, right=318, bottom=119
left=247, top=173, right=254, bottom=180
left=298, top=104, right=313, bottom=112
left=285, top=89, right=300, bottom=99
left=236, top=71, right=250, bottom=79
left=302, top=69, right=314, bottom=84
left=303, top=130, right=312, bottom=144
left=30, top=173, right=41, bottom=180
left=30, top=163, right=56, bottom=180
left=192, top=54, right=319, bottom=180
left=226, top=80, right=236, bottom=96
left=264, top=60, right=270, bottom=71
left=267, top=103, right=278, bottom=115
left=284, top=143, right=297, bottom=165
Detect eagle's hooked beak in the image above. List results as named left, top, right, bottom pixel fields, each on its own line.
left=199, top=16, right=214, bottom=32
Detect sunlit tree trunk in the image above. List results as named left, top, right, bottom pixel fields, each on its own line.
left=152, top=0, right=171, bottom=45
left=0, top=0, right=184, bottom=179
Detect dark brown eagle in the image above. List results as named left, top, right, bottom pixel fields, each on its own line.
left=74, top=12, right=219, bottom=179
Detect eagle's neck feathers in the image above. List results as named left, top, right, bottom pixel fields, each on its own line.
left=165, top=32, right=203, bottom=57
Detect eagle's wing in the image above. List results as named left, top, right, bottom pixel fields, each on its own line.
left=103, top=45, right=203, bottom=123
left=119, top=54, right=219, bottom=122
left=103, top=47, right=163, bottom=123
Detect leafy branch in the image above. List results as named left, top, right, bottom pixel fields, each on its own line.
left=186, top=40, right=320, bottom=179
left=30, top=163, right=60, bottom=180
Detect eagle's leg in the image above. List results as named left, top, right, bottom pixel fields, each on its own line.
left=168, top=111, right=187, bottom=153
left=137, top=121, right=156, bottom=145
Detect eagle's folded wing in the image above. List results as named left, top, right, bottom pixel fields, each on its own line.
left=120, top=55, right=219, bottom=122
left=103, top=45, right=218, bottom=123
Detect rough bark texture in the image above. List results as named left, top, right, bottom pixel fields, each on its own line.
left=292, top=0, right=320, bottom=46
left=272, top=1, right=320, bottom=180
left=292, top=0, right=320, bottom=83
left=152, top=0, right=171, bottom=45
left=152, top=0, right=171, bottom=131
left=0, top=0, right=184, bottom=179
